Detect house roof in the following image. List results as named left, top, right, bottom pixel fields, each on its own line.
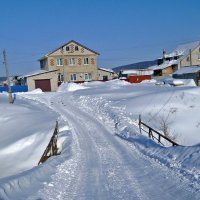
left=173, top=66, right=200, bottom=75
left=149, top=60, right=178, bottom=71
left=18, top=69, right=59, bottom=79
left=121, top=69, right=154, bottom=75
left=159, top=41, right=200, bottom=59
left=98, top=67, right=115, bottom=73
left=39, top=40, right=100, bottom=60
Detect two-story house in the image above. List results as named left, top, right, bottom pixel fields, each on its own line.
left=149, top=41, right=200, bottom=76
left=19, top=40, right=100, bottom=91
left=39, top=40, right=100, bottom=83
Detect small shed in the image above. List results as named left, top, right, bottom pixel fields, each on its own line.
left=172, top=66, right=200, bottom=86
left=149, top=60, right=178, bottom=76
left=119, top=69, right=153, bottom=83
left=98, top=68, right=117, bottom=81
left=19, top=69, right=59, bottom=92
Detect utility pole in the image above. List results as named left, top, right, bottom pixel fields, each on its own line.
left=62, top=46, right=66, bottom=82
left=3, top=49, right=13, bottom=104
left=189, top=49, right=192, bottom=66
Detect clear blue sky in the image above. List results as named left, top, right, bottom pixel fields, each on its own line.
left=0, top=0, right=200, bottom=75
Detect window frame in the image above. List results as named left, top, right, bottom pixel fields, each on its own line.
left=84, top=57, right=89, bottom=65
left=56, top=58, right=63, bottom=66
left=75, top=46, right=79, bottom=51
left=84, top=73, right=92, bottom=81
left=66, top=46, right=70, bottom=51
left=69, top=57, right=75, bottom=65
left=58, top=73, right=64, bottom=82
left=70, top=74, right=77, bottom=81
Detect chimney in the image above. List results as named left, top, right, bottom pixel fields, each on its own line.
left=163, top=49, right=166, bottom=62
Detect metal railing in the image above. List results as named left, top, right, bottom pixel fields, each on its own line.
left=139, top=115, right=179, bottom=147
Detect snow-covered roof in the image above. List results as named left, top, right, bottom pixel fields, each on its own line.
left=98, top=68, right=115, bottom=73
left=18, top=69, right=58, bottom=79
left=159, top=41, right=200, bottom=59
left=121, top=69, right=153, bottom=75
left=149, top=60, right=178, bottom=70
left=173, top=66, right=200, bottom=75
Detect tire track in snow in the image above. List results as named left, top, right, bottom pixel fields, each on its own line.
left=54, top=95, right=151, bottom=200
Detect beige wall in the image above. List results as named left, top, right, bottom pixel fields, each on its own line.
left=98, top=69, right=115, bottom=81
left=179, top=45, right=200, bottom=68
left=27, top=71, right=59, bottom=91
left=161, top=66, right=174, bottom=75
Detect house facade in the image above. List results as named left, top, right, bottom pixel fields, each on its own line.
left=39, top=40, right=99, bottom=83
left=149, top=41, right=200, bottom=76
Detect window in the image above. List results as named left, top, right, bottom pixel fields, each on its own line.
left=84, top=73, right=92, bottom=81
left=75, top=46, right=79, bottom=51
left=56, top=58, right=63, bottom=66
left=186, top=56, right=190, bottom=62
left=66, top=46, right=70, bottom=51
left=71, top=74, right=76, bottom=81
left=84, top=57, right=89, bottom=65
left=40, top=59, right=47, bottom=69
left=58, top=73, right=64, bottom=82
left=70, top=58, right=75, bottom=65
left=198, top=54, right=200, bottom=60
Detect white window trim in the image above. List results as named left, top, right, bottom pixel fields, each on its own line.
left=56, top=58, right=63, bottom=66
left=84, top=57, right=89, bottom=65
left=70, top=58, right=75, bottom=65
left=84, top=73, right=92, bottom=81
left=71, top=74, right=77, bottom=81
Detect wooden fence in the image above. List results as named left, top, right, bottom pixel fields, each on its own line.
left=139, top=115, right=179, bottom=147
left=38, top=121, right=60, bottom=165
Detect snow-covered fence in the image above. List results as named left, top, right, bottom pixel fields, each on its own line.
left=139, top=115, right=179, bottom=147
left=38, top=121, right=60, bottom=165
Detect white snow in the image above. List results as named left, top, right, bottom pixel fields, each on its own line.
left=121, top=69, right=154, bottom=75
left=0, top=80, right=200, bottom=200
left=57, top=82, right=87, bottom=92
left=149, top=60, right=178, bottom=70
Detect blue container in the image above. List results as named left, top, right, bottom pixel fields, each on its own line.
left=0, top=85, right=28, bottom=93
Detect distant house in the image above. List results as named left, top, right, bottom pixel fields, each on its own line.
left=98, top=68, right=117, bottom=81
left=172, top=66, right=200, bottom=86
left=119, top=69, right=153, bottom=83
left=149, top=41, right=200, bottom=76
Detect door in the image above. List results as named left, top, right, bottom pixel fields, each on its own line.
left=103, top=75, right=108, bottom=81
left=35, top=79, right=51, bottom=92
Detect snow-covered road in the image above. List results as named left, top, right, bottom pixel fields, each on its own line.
left=27, top=92, right=200, bottom=200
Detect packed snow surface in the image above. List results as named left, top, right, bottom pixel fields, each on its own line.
left=0, top=80, right=200, bottom=200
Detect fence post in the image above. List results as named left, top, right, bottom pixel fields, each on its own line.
left=139, top=114, right=142, bottom=134
left=148, top=128, right=152, bottom=138
left=158, top=134, right=161, bottom=143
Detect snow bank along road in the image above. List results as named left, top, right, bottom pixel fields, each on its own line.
left=1, top=84, right=200, bottom=199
